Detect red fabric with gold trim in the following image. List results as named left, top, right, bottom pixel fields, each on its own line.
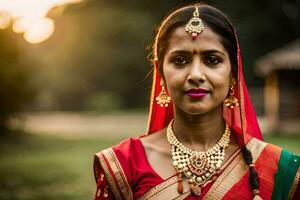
left=94, top=160, right=115, bottom=200
left=146, top=67, right=174, bottom=134
left=222, top=144, right=281, bottom=199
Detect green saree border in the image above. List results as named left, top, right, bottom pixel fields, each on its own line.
left=271, top=149, right=300, bottom=200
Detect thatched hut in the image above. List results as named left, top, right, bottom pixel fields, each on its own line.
left=255, top=39, right=300, bottom=134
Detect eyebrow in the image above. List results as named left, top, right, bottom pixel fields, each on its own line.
left=168, top=50, right=190, bottom=56
left=202, top=50, right=226, bottom=57
left=168, top=49, right=226, bottom=56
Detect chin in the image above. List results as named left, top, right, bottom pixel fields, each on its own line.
left=175, top=100, right=223, bottom=116
left=178, top=104, right=212, bottom=116
left=186, top=108, right=210, bottom=116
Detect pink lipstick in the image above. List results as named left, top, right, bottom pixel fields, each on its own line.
left=186, top=88, right=209, bottom=98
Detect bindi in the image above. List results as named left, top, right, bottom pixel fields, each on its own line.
left=192, top=49, right=198, bottom=55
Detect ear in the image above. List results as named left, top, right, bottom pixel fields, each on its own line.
left=156, top=58, right=166, bottom=82
left=229, top=73, right=236, bottom=86
left=160, top=79, right=165, bottom=87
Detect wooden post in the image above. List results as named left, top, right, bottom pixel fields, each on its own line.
left=264, top=72, right=279, bottom=133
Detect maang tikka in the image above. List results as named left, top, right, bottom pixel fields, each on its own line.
left=224, top=78, right=239, bottom=109
left=185, top=7, right=204, bottom=40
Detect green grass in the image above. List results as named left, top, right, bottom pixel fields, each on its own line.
left=0, top=132, right=124, bottom=200
left=0, top=132, right=299, bottom=200
left=264, top=134, right=300, bottom=154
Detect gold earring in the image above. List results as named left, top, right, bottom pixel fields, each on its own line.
left=224, top=79, right=239, bottom=109
left=156, top=80, right=171, bottom=107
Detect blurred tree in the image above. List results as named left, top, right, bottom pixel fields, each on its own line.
left=15, top=0, right=299, bottom=112
left=0, top=29, right=36, bottom=132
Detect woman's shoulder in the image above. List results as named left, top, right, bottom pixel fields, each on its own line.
left=93, top=137, right=144, bottom=186
left=246, top=137, right=299, bottom=165
left=94, top=137, right=142, bottom=161
left=139, top=128, right=169, bottom=152
left=94, top=129, right=169, bottom=163
left=247, top=137, right=299, bottom=158
left=246, top=138, right=299, bottom=181
left=246, top=138, right=300, bottom=199
left=93, top=137, right=141, bottom=200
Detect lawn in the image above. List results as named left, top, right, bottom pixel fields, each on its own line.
left=0, top=132, right=125, bottom=200
left=0, top=132, right=299, bottom=200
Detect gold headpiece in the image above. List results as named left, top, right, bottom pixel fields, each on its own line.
left=185, top=7, right=204, bottom=40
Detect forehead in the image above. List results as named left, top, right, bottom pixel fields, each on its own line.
left=165, top=25, right=227, bottom=54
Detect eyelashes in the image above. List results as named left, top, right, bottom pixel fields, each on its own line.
left=169, top=55, right=223, bottom=67
left=203, top=55, right=223, bottom=66
left=170, top=55, right=189, bottom=66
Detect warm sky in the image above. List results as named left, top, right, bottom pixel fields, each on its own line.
left=0, top=0, right=84, bottom=43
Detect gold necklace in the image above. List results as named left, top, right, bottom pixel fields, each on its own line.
left=167, top=119, right=231, bottom=196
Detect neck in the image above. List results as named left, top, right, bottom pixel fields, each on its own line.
left=172, top=105, right=225, bottom=151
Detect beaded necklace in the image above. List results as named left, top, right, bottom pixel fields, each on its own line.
left=167, top=119, right=231, bottom=195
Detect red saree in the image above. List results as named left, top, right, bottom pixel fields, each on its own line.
left=93, top=137, right=299, bottom=200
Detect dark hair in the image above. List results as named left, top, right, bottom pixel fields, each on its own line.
left=150, top=3, right=237, bottom=78
left=149, top=3, right=260, bottom=198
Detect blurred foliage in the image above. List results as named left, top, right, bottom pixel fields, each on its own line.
left=85, top=92, right=122, bottom=112
left=0, top=0, right=299, bottom=115
left=0, top=29, right=36, bottom=131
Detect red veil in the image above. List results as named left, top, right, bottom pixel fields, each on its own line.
left=145, top=32, right=263, bottom=146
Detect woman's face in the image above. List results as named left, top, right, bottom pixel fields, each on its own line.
left=162, top=26, right=232, bottom=115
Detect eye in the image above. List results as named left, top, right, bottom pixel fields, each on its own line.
left=171, top=56, right=189, bottom=66
left=204, top=55, right=222, bottom=66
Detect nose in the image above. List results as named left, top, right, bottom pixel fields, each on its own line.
left=187, top=60, right=206, bottom=84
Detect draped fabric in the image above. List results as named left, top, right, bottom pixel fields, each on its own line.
left=93, top=138, right=300, bottom=200
left=146, top=30, right=263, bottom=146
left=146, top=67, right=174, bottom=134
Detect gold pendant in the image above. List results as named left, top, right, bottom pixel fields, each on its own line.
left=167, top=119, right=231, bottom=197
left=185, top=7, right=204, bottom=40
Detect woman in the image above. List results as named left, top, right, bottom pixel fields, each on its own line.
left=93, top=3, right=300, bottom=200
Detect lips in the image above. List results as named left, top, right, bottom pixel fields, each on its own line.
left=185, top=88, right=209, bottom=98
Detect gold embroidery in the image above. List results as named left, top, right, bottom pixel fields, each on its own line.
left=103, top=186, right=109, bottom=198
left=288, top=167, right=300, bottom=199
left=100, top=173, right=104, bottom=181
left=97, top=151, right=123, bottom=200
left=146, top=67, right=157, bottom=134
left=138, top=176, right=190, bottom=200
left=139, top=177, right=177, bottom=199
left=205, top=138, right=267, bottom=199
left=239, top=76, right=248, bottom=138
left=139, top=148, right=241, bottom=200
left=96, top=188, right=101, bottom=197
left=102, top=148, right=133, bottom=200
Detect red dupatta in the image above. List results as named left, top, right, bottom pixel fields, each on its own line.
left=146, top=30, right=263, bottom=146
